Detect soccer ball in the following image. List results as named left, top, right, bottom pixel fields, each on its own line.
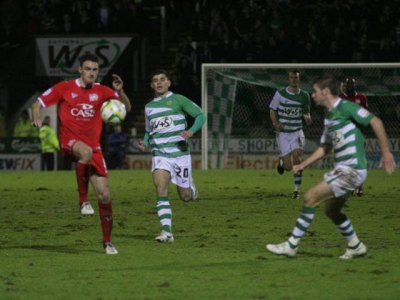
left=101, top=99, right=126, bottom=124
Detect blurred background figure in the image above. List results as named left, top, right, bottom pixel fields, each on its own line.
left=107, top=124, right=128, bottom=169
left=0, top=106, right=6, bottom=137
left=340, top=78, right=369, bottom=109
left=13, top=110, right=38, bottom=137
left=39, top=115, right=60, bottom=171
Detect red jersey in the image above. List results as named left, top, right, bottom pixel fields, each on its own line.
left=339, top=92, right=368, bottom=110
left=38, top=79, right=120, bottom=151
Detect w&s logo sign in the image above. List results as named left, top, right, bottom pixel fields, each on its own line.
left=36, top=37, right=131, bottom=80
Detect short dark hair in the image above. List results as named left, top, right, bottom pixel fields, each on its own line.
left=288, top=69, right=300, bottom=75
left=150, top=69, right=171, bottom=81
left=79, top=53, right=99, bottom=66
left=344, top=77, right=356, bottom=85
left=313, top=74, right=340, bottom=96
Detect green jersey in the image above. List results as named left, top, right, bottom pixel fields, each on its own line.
left=144, top=92, right=205, bottom=158
left=270, top=87, right=310, bottom=132
left=321, top=99, right=373, bottom=169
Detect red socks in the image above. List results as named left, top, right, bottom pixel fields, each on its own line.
left=76, top=162, right=90, bottom=205
left=98, top=201, right=113, bottom=243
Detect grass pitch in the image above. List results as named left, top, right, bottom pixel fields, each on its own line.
left=1, top=169, right=399, bottom=299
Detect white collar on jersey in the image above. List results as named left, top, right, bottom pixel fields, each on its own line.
left=285, top=86, right=300, bottom=95
left=74, top=78, right=99, bottom=88
left=153, top=91, right=173, bottom=101
left=333, top=98, right=341, bottom=108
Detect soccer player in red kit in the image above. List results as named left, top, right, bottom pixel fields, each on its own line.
left=340, top=77, right=368, bottom=196
left=31, top=53, right=131, bottom=254
left=340, top=78, right=368, bottom=109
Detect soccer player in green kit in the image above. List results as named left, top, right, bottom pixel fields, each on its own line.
left=138, top=69, right=206, bottom=243
left=270, top=69, right=312, bottom=199
left=266, top=74, right=396, bottom=259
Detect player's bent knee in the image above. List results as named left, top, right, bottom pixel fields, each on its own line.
left=85, top=149, right=93, bottom=161
left=179, top=194, right=192, bottom=202
left=178, top=191, right=192, bottom=202
left=303, top=190, right=318, bottom=207
left=80, top=148, right=93, bottom=163
left=97, top=191, right=111, bottom=203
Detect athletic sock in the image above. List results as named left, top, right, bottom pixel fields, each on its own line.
left=156, top=197, right=172, bottom=233
left=98, top=200, right=113, bottom=244
left=288, top=206, right=316, bottom=249
left=76, top=161, right=90, bottom=205
left=336, top=218, right=360, bottom=247
left=294, top=171, right=303, bottom=191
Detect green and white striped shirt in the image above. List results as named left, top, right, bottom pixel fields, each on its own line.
left=321, top=99, right=373, bottom=169
left=270, top=87, right=310, bottom=132
left=144, top=92, right=205, bottom=158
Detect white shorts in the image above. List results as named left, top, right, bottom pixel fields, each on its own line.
left=276, top=130, right=305, bottom=156
left=324, top=165, right=367, bottom=198
left=152, top=155, right=194, bottom=189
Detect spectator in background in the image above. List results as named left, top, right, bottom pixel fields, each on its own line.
left=13, top=110, right=38, bottom=137
left=107, top=124, right=128, bottom=170
left=340, top=77, right=369, bottom=197
left=0, top=0, right=23, bottom=46
left=39, top=116, right=60, bottom=171
left=96, top=0, right=111, bottom=32
left=60, top=12, right=76, bottom=34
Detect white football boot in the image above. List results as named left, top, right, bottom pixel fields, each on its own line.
left=104, top=242, right=118, bottom=255
left=266, top=241, right=297, bottom=257
left=155, top=230, right=175, bottom=243
left=81, top=202, right=95, bottom=216
left=339, top=242, right=367, bottom=259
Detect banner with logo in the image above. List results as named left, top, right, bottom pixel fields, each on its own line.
left=0, top=138, right=41, bottom=153
left=35, top=37, right=132, bottom=80
left=125, top=138, right=400, bottom=170
left=128, top=138, right=400, bottom=154
left=0, top=154, right=41, bottom=171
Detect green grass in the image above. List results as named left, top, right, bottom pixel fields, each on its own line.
left=1, top=169, right=399, bottom=300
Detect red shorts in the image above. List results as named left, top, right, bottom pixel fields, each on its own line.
left=61, top=140, right=108, bottom=177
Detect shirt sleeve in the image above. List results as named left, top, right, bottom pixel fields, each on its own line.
left=303, top=93, right=311, bottom=114
left=269, top=90, right=280, bottom=110
left=102, top=86, right=120, bottom=103
left=346, top=101, right=374, bottom=126
left=38, top=82, right=66, bottom=107
left=179, top=95, right=206, bottom=134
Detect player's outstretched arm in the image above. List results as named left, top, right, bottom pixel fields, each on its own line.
left=293, top=145, right=329, bottom=173
left=31, top=100, right=42, bottom=128
left=112, top=74, right=132, bottom=112
left=136, top=140, right=149, bottom=152
left=137, top=132, right=150, bottom=152
left=370, top=116, right=396, bottom=174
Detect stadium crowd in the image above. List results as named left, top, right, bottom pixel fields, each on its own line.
left=1, top=1, right=399, bottom=62
left=172, top=0, right=400, bottom=89
left=1, top=0, right=400, bottom=134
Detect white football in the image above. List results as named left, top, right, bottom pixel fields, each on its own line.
left=101, top=99, right=126, bottom=124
